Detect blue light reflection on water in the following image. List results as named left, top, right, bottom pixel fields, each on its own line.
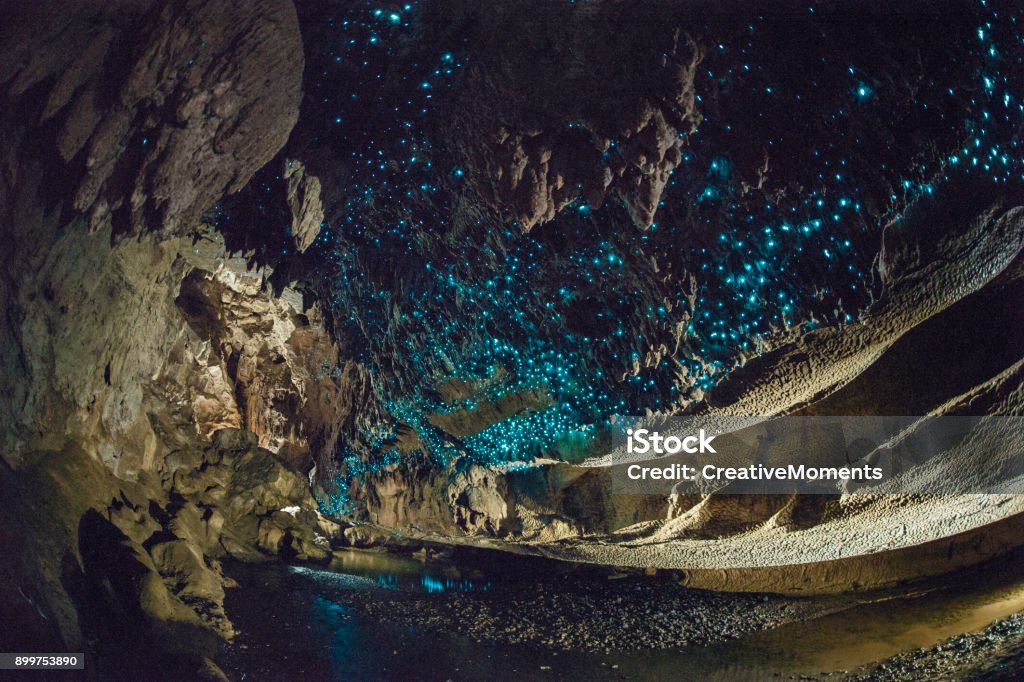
left=292, top=552, right=492, bottom=594
left=222, top=550, right=1024, bottom=681
left=420, top=574, right=490, bottom=593
left=371, top=571, right=489, bottom=593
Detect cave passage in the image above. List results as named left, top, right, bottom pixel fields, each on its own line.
left=3, top=1, right=1024, bottom=679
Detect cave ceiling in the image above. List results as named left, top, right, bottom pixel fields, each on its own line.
left=206, top=0, right=1024, bottom=510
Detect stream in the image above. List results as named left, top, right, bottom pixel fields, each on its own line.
left=218, top=545, right=1024, bottom=680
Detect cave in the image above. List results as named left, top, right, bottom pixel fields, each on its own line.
left=1, top=0, right=1023, bottom=679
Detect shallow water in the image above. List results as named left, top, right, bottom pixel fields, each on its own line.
left=674, top=564, right=1024, bottom=680
left=313, top=548, right=494, bottom=593
left=220, top=547, right=1024, bottom=681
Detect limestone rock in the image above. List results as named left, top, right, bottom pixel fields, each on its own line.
left=0, top=0, right=303, bottom=239
left=174, top=264, right=356, bottom=472
left=349, top=458, right=664, bottom=542
left=342, top=524, right=400, bottom=548
left=448, top=465, right=512, bottom=535
left=284, top=159, right=325, bottom=252
left=0, top=0, right=338, bottom=672
left=439, top=2, right=701, bottom=231
left=149, top=539, right=231, bottom=638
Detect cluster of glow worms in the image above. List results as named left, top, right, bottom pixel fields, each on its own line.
left=214, top=2, right=1024, bottom=513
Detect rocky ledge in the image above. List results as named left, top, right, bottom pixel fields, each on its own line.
left=0, top=428, right=338, bottom=677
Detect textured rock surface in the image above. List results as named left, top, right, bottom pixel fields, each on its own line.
left=2, top=0, right=1013, bottom=588
left=283, top=159, right=324, bottom=252
left=704, top=189, right=1024, bottom=417
left=1, top=0, right=1023, bottom=674
left=0, top=0, right=340, bottom=672
left=252, top=0, right=1022, bottom=520
left=0, top=0, right=309, bottom=464
left=342, top=186, right=1024, bottom=593
left=440, top=2, right=702, bottom=230
left=173, top=260, right=361, bottom=470
left=0, top=0, right=302, bottom=239
left=0, top=430, right=332, bottom=675
left=351, top=458, right=665, bottom=542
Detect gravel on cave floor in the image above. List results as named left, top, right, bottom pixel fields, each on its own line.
left=330, top=571, right=841, bottom=654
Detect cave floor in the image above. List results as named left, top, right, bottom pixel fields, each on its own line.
left=218, top=546, right=1024, bottom=681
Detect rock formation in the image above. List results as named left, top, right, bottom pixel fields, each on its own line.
left=439, top=2, right=703, bottom=230
left=0, top=0, right=1022, bottom=676
left=0, top=1, right=347, bottom=675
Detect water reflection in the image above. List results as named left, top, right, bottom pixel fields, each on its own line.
left=288, top=565, right=389, bottom=590
left=224, top=548, right=1024, bottom=680
left=296, top=548, right=492, bottom=593
left=419, top=574, right=490, bottom=593
left=701, top=572, right=1024, bottom=674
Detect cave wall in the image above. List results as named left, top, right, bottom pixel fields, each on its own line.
left=208, top=0, right=1024, bottom=548
left=435, top=0, right=703, bottom=231
left=250, top=0, right=1023, bottom=512
left=0, top=1, right=356, bottom=673
left=347, top=458, right=664, bottom=542
left=0, top=0, right=305, bottom=463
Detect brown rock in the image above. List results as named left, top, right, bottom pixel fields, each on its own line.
left=284, top=159, right=325, bottom=252
left=0, top=0, right=303, bottom=239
